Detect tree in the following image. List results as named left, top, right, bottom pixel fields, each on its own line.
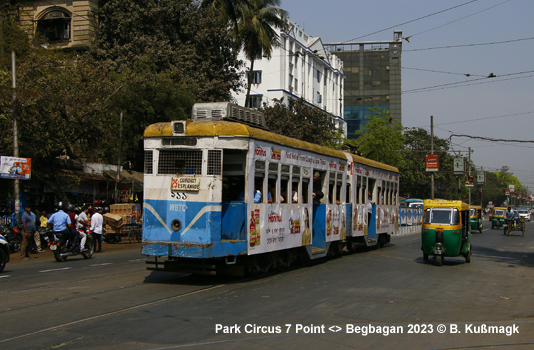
left=399, top=128, right=458, bottom=200
left=92, top=0, right=243, bottom=103
left=261, top=98, right=342, bottom=147
left=91, top=0, right=245, bottom=169
left=346, top=107, right=405, bottom=167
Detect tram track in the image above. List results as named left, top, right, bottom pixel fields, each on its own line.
left=0, top=283, right=228, bottom=345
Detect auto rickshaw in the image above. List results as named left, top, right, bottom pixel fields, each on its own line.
left=421, top=200, right=471, bottom=266
left=491, top=207, right=507, bottom=229
left=470, top=205, right=483, bottom=233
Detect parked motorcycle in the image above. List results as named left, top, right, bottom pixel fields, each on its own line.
left=48, top=228, right=94, bottom=262
left=0, top=224, right=22, bottom=253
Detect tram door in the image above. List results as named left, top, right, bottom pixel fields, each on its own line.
left=367, top=179, right=377, bottom=240
left=221, top=150, right=247, bottom=240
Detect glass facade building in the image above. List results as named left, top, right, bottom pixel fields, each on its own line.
left=325, top=31, right=402, bottom=139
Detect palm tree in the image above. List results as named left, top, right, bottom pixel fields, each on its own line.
left=203, top=0, right=288, bottom=108
left=237, top=0, right=287, bottom=107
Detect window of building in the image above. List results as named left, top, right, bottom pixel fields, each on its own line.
left=248, top=71, right=262, bottom=84
left=247, top=95, right=263, bottom=108
left=37, top=10, right=71, bottom=42
left=316, top=70, right=321, bottom=83
left=317, top=92, right=322, bottom=104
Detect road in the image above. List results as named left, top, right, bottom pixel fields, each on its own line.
left=0, top=221, right=533, bottom=350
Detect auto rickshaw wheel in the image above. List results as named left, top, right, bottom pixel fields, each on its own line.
left=423, top=253, right=428, bottom=261
left=465, top=247, right=472, bottom=263
left=435, top=255, right=443, bottom=266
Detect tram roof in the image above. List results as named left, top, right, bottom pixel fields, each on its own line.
left=145, top=120, right=399, bottom=173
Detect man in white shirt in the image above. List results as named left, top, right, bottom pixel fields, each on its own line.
left=76, top=206, right=90, bottom=252
left=90, top=207, right=104, bottom=252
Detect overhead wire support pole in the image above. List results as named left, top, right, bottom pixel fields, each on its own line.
left=12, top=51, right=20, bottom=223
left=431, top=115, right=434, bottom=200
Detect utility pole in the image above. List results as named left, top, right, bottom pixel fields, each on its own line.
left=468, top=147, right=471, bottom=206
left=430, top=115, right=434, bottom=200
left=115, top=112, right=123, bottom=203
left=12, top=51, right=20, bottom=223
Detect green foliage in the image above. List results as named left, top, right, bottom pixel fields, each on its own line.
left=346, top=107, right=404, bottom=167
left=0, top=51, right=120, bottom=169
left=261, top=98, right=343, bottom=147
left=92, top=0, right=243, bottom=102
left=206, top=0, right=287, bottom=106
left=399, top=128, right=458, bottom=200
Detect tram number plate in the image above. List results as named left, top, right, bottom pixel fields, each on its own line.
left=171, top=177, right=200, bottom=191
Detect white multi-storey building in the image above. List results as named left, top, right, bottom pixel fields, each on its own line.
left=233, top=20, right=346, bottom=135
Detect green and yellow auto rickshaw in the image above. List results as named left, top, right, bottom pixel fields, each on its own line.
left=491, top=207, right=507, bottom=229
left=421, top=200, right=472, bottom=266
left=470, top=205, right=483, bottom=233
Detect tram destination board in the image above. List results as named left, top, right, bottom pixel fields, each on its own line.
left=171, top=176, right=200, bottom=191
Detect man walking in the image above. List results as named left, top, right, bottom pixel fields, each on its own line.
left=20, top=205, right=36, bottom=259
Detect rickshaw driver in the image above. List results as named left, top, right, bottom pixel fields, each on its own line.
left=505, top=206, right=515, bottom=229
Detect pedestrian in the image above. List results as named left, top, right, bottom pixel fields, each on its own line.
left=20, top=205, right=36, bottom=259
left=39, top=210, right=48, bottom=228
left=90, top=207, right=104, bottom=252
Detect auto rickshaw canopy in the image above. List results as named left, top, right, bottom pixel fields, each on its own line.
left=423, top=199, right=470, bottom=212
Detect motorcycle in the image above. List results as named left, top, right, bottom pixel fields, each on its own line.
left=0, top=224, right=22, bottom=253
left=47, top=228, right=94, bottom=262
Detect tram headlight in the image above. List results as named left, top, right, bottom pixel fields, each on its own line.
left=171, top=219, right=182, bottom=232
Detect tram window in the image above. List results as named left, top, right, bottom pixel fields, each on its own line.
left=292, top=166, right=301, bottom=177
left=377, top=186, right=383, bottom=204
left=356, top=176, right=362, bottom=204
left=144, top=150, right=153, bottom=174
left=208, top=150, right=222, bottom=175
left=302, top=179, right=310, bottom=204
left=255, top=160, right=265, bottom=171
left=291, top=181, right=300, bottom=203
left=158, top=150, right=202, bottom=175
left=281, top=176, right=289, bottom=203
left=254, top=176, right=265, bottom=203
left=268, top=176, right=279, bottom=203
left=346, top=182, right=352, bottom=204
left=328, top=174, right=336, bottom=204
left=336, top=178, right=342, bottom=204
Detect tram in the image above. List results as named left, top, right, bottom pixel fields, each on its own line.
left=142, top=102, right=400, bottom=275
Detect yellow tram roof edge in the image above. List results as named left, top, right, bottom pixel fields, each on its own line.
left=470, top=205, right=482, bottom=209
left=144, top=120, right=400, bottom=173
left=423, top=199, right=470, bottom=211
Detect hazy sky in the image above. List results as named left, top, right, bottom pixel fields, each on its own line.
left=281, top=0, right=534, bottom=192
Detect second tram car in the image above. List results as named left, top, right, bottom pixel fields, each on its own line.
left=142, top=102, right=400, bottom=275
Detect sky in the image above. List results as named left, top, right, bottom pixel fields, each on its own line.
left=280, top=0, right=534, bottom=193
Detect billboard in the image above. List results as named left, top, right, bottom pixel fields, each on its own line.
left=0, top=156, right=32, bottom=180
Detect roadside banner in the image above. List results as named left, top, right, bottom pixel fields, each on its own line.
left=0, top=156, right=32, bottom=180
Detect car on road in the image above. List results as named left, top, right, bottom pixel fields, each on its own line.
left=0, top=233, right=10, bottom=272
left=517, top=209, right=531, bottom=222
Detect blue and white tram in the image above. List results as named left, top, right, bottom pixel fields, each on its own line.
left=142, top=102, right=399, bottom=275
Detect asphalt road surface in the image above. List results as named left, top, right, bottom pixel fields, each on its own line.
left=0, top=221, right=533, bottom=350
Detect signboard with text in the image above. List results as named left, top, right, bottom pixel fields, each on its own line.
left=453, top=157, right=465, bottom=175
left=0, top=156, right=31, bottom=180
left=425, top=155, right=439, bottom=172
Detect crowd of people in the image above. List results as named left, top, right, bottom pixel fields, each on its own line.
left=17, top=203, right=105, bottom=259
